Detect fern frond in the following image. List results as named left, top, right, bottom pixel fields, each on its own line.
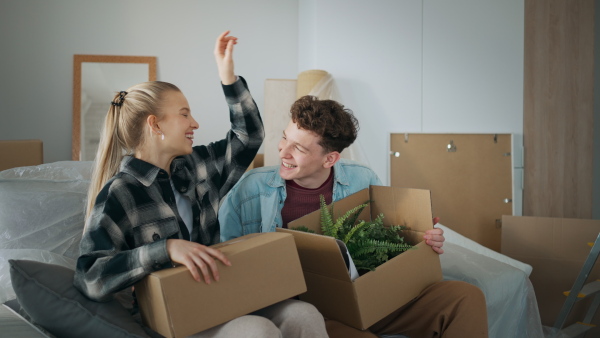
left=350, top=239, right=412, bottom=257
left=341, top=200, right=371, bottom=230
left=347, top=238, right=413, bottom=271
left=319, top=195, right=335, bottom=236
left=343, top=220, right=369, bottom=244
left=330, top=202, right=368, bottom=238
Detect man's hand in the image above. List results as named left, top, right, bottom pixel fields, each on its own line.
left=424, top=217, right=444, bottom=254
left=166, top=239, right=232, bottom=284
left=214, top=30, right=238, bottom=85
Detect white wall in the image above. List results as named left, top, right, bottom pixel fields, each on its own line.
left=299, top=0, right=524, bottom=184
left=0, top=0, right=299, bottom=163
left=1, top=0, right=526, bottom=187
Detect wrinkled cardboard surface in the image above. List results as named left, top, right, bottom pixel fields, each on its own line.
left=502, top=215, right=600, bottom=335
left=0, top=140, right=43, bottom=171
left=281, top=186, right=442, bottom=329
left=135, top=232, right=306, bottom=338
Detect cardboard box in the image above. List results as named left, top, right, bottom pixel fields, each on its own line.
left=501, top=215, right=600, bottom=335
left=135, top=232, right=306, bottom=338
left=279, top=186, right=443, bottom=330
left=0, top=140, right=43, bottom=171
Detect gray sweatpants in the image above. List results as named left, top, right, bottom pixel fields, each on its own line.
left=188, top=299, right=328, bottom=338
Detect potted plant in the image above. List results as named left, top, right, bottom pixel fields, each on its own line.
left=292, top=195, right=413, bottom=275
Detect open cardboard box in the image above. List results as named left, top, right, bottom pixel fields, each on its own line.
left=278, top=186, right=442, bottom=330
left=135, top=232, right=306, bottom=338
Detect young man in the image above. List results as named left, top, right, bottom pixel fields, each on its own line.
left=219, top=95, right=488, bottom=337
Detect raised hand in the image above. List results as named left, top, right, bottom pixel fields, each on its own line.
left=214, top=30, right=238, bottom=85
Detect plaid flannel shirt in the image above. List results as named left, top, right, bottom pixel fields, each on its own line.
left=74, top=77, right=264, bottom=301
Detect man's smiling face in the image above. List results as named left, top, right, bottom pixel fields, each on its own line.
left=277, top=120, right=333, bottom=188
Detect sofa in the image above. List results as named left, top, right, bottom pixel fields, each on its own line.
left=0, top=161, right=545, bottom=337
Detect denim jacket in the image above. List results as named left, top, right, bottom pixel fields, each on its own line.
left=219, top=159, right=382, bottom=241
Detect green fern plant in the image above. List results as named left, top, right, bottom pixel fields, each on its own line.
left=291, top=195, right=414, bottom=274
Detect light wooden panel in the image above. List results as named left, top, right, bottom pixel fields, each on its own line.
left=390, top=134, right=512, bottom=251
left=523, top=0, right=594, bottom=218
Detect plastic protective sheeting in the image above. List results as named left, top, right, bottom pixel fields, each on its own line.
left=0, top=161, right=93, bottom=303
left=438, top=224, right=544, bottom=338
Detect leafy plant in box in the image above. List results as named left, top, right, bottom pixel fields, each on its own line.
left=292, top=195, right=413, bottom=274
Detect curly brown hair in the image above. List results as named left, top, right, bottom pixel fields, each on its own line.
left=290, top=95, right=359, bottom=153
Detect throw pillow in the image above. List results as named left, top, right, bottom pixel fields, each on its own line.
left=9, top=259, right=150, bottom=338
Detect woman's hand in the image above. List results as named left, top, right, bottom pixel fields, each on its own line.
left=166, top=239, right=232, bottom=284
left=214, top=30, right=238, bottom=85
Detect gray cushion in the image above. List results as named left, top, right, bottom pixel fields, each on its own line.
left=9, top=259, right=150, bottom=338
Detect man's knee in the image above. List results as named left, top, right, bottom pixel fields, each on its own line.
left=450, top=281, right=486, bottom=304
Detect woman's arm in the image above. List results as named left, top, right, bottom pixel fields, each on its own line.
left=74, top=197, right=171, bottom=301
left=189, top=31, right=264, bottom=198
left=74, top=189, right=231, bottom=301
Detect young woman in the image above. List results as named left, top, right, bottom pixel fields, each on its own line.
left=74, top=31, right=327, bottom=338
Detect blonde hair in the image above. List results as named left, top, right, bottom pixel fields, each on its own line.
left=85, top=81, right=181, bottom=219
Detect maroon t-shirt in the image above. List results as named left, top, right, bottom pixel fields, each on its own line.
left=281, top=169, right=334, bottom=228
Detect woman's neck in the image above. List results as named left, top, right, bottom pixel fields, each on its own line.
left=135, top=146, right=174, bottom=175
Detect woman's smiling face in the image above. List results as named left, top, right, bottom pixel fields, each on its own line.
left=157, top=90, right=198, bottom=157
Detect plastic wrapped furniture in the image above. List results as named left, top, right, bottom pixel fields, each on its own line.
left=438, top=224, right=544, bottom=337
left=0, top=161, right=92, bottom=303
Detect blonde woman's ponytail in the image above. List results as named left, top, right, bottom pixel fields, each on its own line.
left=84, top=82, right=181, bottom=228
left=85, top=93, right=128, bottom=220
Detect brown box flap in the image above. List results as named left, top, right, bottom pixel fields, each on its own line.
left=300, top=271, right=362, bottom=324
left=277, top=228, right=352, bottom=281
left=369, top=186, right=433, bottom=242
left=354, top=241, right=442, bottom=327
